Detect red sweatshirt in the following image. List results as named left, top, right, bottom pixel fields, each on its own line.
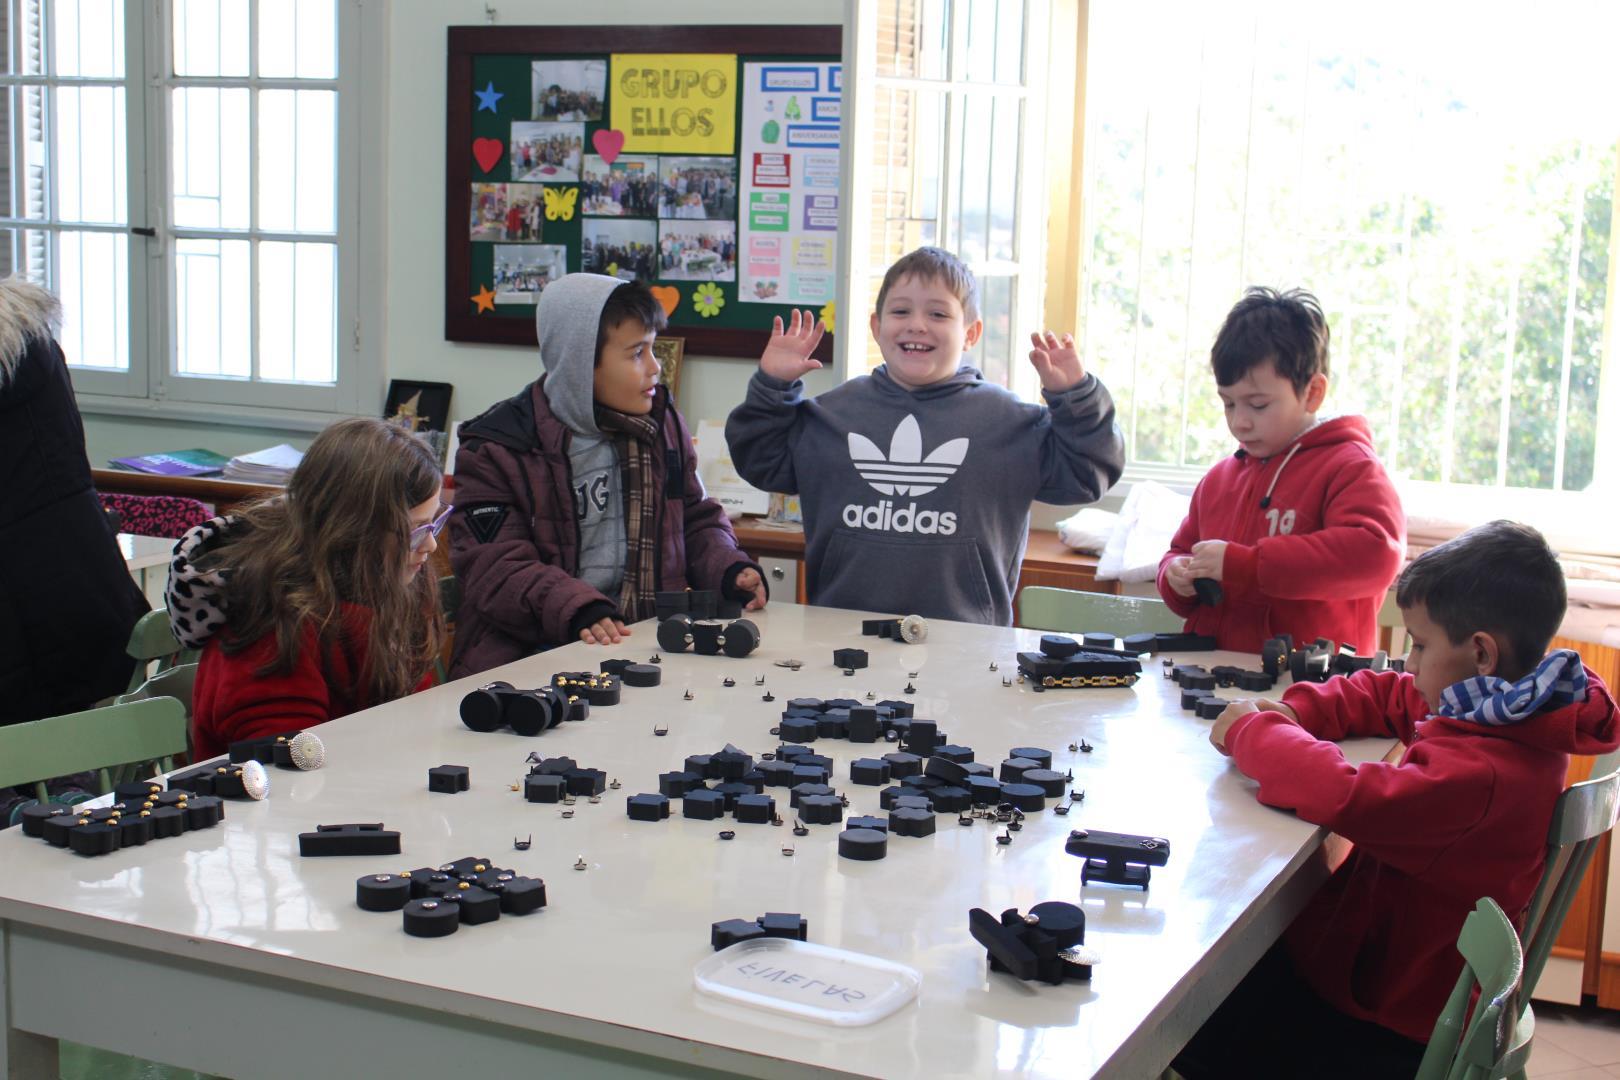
left=1226, top=667, right=1620, bottom=1043
left=1156, top=416, right=1405, bottom=653
left=191, top=603, right=434, bottom=761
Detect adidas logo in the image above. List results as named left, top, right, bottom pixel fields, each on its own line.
left=843, top=415, right=964, bottom=535
left=847, top=415, right=968, bottom=497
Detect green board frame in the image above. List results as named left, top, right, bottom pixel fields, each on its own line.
left=446, top=25, right=840, bottom=359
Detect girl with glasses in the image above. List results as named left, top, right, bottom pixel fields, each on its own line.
left=167, top=418, right=446, bottom=760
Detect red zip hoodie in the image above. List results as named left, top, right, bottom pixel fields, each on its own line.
left=1156, top=416, right=1405, bottom=653
left=1226, top=667, right=1620, bottom=1042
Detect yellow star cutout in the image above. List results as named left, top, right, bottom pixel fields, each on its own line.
left=471, top=285, right=496, bottom=313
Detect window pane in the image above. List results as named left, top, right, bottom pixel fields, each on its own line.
left=171, top=87, right=250, bottom=229
left=988, top=95, right=1019, bottom=262
left=0, top=85, right=51, bottom=219
left=259, top=0, right=336, bottom=79
left=172, top=0, right=249, bottom=77
left=0, top=228, right=48, bottom=286
left=175, top=237, right=251, bottom=377
left=259, top=89, right=336, bottom=233
left=54, top=87, right=127, bottom=224
left=969, top=273, right=1013, bottom=387
left=872, top=86, right=945, bottom=266
left=953, top=94, right=992, bottom=264
left=877, top=0, right=949, bottom=80
left=54, top=0, right=124, bottom=79
left=994, top=0, right=1023, bottom=84
left=4, top=1, right=46, bottom=75
left=57, top=230, right=129, bottom=370
left=259, top=240, right=335, bottom=384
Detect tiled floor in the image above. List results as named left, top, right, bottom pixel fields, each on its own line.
left=1529, top=1003, right=1620, bottom=1078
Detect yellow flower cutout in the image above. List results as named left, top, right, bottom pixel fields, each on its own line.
left=693, top=283, right=726, bottom=318
left=605, top=263, right=619, bottom=277
left=819, top=301, right=836, bottom=334
left=542, top=186, right=578, bottom=222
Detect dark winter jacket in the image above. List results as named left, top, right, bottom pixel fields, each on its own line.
left=448, top=379, right=759, bottom=678
left=0, top=278, right=147, bottom=725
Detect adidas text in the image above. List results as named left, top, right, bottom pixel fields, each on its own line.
left=842, top=500, right=958, bottom=536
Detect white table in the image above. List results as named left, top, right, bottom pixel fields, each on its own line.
left=118, top=532, right=173, bottom=609
left=0, top=605, right=1392, bottom=1079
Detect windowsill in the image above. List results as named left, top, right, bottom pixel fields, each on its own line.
left=76, top=393, right=346, bottom=434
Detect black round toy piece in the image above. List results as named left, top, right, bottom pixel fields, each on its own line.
left=1008, top=746, right=1053, bottom=769
left=1027, top=900, right=1086, bottom=948
left=657, top=615, right=695, bottom=653
left=584, top=677, right=621, bottom=707
left=838, top=827, right=888, bottom=861
left=1039, top=634, right=1081, bottom=658
left=998, top=757, right=1040, bottom=783
left=1021, top=769, right=1068, bottom=798
left=459, top=681, right=513, bottom=732
left=722, top=619, right=761, bottom=658
left=403, top=898, right=460, bottom=937
left=689, top=620, right=725, bottom=655
left=622, top=664, right=661, bottom=688
left=1000, top=783, right=1047, bottom=812
left=357, top=873, right=412, bottom=912
left=1082, top=633, right=1116, bottom=650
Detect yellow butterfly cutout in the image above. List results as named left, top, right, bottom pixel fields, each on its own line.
left=542, top=187, right=579, bottom=222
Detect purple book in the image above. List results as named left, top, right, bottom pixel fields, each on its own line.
left=110, top=449, right=229, bottom=477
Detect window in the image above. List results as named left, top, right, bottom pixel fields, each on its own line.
left=1078, top=1, right=1620, bottom=515
left=1, top=0, right=377, bottom=420
left=841, top=0, right=1050, bottom=395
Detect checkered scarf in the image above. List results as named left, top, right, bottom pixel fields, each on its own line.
left=594, top=405, right=661, bottom=625
left=1437, top=649, right=1587, bottom=727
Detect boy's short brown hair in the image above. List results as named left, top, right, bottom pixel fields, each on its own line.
left=594, top=280, right=668, bottom=365
left=1210, top=287, right=1330, bottom=395
left=874, top=246, right=980, bottom=323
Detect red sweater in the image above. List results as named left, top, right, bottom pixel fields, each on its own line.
left=1226, top=668, right=1620, bottom=1042
left=1156, top=416, right=1405, bottom=653
left=191, top=603, right=433, bottom=760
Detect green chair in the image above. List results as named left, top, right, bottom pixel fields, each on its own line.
left=1016, top=586, right=1185, bottom=636
left=118, top=662, right=199, bottom=718
left=0, top=698, right=187, bottom=804
left=125, top=608, right=192, bottom=692
left=1415, top=897, right=1528, bottom=1080
left=1520, top=749, right=1620, bottom=998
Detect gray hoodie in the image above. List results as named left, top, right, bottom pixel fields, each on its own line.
left=726, top=365, right=1124, bottom=625
left=536, top=274, right=628, bottom=597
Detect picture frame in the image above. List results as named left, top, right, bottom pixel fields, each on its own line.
left=384, top=379, right=455, bottom=466
left=655, top=336, right=685, bottom=403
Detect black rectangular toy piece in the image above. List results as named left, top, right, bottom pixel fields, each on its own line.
left=1015, top=651, right=1142, bottom=687
left=1064, top=828, right=1170, bottom=889
left=832, top=647, right=868, bottom=670
left=429, top=765, right=470, bottom=793
left=299, top=823, right=402, bottom=857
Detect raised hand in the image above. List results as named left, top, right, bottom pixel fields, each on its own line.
left=758, top=309, right=827, bottom=382
left=1028, top=330, right=1086, bottom=392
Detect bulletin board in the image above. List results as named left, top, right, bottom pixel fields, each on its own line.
left=446, top=26, right=841, bottom=360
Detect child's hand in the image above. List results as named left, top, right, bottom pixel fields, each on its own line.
left=1028, top=330, right=1087, bottom=392
left=733, top=567, right=768, bottom=611
left=578, top=617, right=631, bottom=646
left=1186, top=540, right=1228, bottom=581
left=1209, top=698, right=1298, bottom=755
left=758, top=309, right=826, bottom=382
left=1164, top=555, right=1199, bottom=598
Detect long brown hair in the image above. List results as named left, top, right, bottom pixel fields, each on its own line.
left=212, top=418, right=445, bottom=702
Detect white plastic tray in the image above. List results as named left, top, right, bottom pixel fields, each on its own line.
left=694, top=938, right=921, bottom=1026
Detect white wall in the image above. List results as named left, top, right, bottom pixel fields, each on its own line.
left=82, top=0, right=842, bottom=466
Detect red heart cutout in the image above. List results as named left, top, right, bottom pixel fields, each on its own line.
left=591, top=129, right=626, bottom=166
left=472, top=138, right=504, bottom=174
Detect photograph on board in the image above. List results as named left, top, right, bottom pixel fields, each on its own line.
left=510, top=121, right=584, bottom=182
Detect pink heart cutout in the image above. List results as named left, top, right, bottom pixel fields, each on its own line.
left=592, top=129, right=626, bottom=166
left=472, top=138, right=504, bottom=174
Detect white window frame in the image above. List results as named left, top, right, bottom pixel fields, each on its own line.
left=4, top=0, right=384, bottom=430
left=838, top=0, right=1050, bottom=395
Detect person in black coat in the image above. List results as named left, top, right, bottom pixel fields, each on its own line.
left=0, top=276, right=148, bottom=728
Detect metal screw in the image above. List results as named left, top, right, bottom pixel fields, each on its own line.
left=573, top=856, right=587, bottom=870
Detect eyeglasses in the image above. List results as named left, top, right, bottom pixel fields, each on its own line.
left=409, top=504, right=454, bottom=552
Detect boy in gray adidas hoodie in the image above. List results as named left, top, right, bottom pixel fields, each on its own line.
left=448, top=276, right=765, bottom=677
left=726, top=247, right=1124, bottom=626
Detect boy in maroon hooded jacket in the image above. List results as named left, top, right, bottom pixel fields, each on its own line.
left=1158, top=288, right=1405, bottom=654
left=1174, top=521, right=1620, bottom=1079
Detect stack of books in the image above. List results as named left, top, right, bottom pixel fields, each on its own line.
left=110, top=448, right=229, bottom=477
left=222, top=444, right=304, bottom=485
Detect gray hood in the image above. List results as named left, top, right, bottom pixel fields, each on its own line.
left=536, top=273, right=627, bottom=436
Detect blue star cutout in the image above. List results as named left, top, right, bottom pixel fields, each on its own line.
left=474, top=81, right=504, bottom=113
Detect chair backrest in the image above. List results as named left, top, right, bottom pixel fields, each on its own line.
left=1415, top=897, right=1525, bottom=1080
left=117, top=662, right=199, bottom=719
left=1378, top=588, right=1408, bottom=656
left=0, top=697, right=189, bottom=800
left=1016, top=586, right=1185, bottom=636
left=1520, top=751, right=1620, bottom=997
left=126, top=607, right=192, bottom=690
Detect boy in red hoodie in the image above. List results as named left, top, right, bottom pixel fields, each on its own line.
left=1157, top=288, right=1405, bottom=653
left=1174, top=521, right=1620, bottom=1079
